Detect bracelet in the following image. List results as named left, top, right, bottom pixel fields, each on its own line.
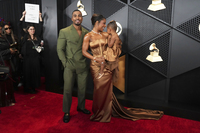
left=93, top=57, right=96, bottom=62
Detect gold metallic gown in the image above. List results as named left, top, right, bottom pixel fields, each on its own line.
left=89, top=38, right=163, bottom=122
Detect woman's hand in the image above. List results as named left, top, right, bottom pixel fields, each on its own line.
left=40, top=40, right=44, bottom=46
left=39, top=11, right=42, bottom=17
left=23, top=11, right=26, bottom=16
left=20, top=11, right=26, bottom=21
left=95, top=56, right=105, bottom=64
left=10, top=48, right=17, bottom=54
left=39, top=11, right=43, bottom=22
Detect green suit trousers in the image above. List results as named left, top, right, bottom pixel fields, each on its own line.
left=62, top=66, right=89, bottom=113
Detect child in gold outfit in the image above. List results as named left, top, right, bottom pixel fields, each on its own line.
left=97, top=20, right=122, bottom=81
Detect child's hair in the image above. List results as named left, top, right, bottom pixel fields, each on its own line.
left=107, top=20, right=117, bottom=31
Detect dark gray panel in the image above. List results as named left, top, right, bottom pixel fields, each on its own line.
left=106, top=6, right=128, bottom=52
left=42, top=0, right=60, bottom=92
left=127, top=54, right=166, bottom=94
left=119, top=0, right=128, bottom=4
left=169, top=30, right=200, bottom=78
left=129, top=80, right=166, bottom=101
left=64, top=0, right=93, bottom=29
left=131, top=32, right=171, bottom=76
left=169, top=67, right=200, bottom=106
left=131, top=0, right=173, bottom=24
left=177, top=14, right=200, bottom=41
left=130, top=0, right=136, bottom=3
left=173, top=0, right=200, bottom=27
left=128, top=6, right=170, bottom=51
left=94, top=0, right=126, bottom=18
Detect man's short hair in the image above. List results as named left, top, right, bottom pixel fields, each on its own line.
left=72, top=9, right=81, bottom=15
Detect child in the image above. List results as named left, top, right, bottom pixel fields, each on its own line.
left=97, top=20, right=122, bottom=80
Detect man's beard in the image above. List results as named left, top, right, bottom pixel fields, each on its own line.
left=74, top=23, right=81, bottom=26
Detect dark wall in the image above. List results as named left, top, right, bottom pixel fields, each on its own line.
left=0, top=0, right=41, bottom=38
left=126, top=0, right=200, bottom=107
left=0, top=0, right=62, bottom=93
left=1, top=0, right=200, bottom=120
left=41, top=0, right=60, bottom=93
left=91, top=0, right=200, bottom=120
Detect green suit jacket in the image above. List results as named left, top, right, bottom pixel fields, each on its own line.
left=57, top=24, right=89, bottom=73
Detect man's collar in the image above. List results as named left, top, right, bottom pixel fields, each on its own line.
left=70, top=24, right=82, bottom=31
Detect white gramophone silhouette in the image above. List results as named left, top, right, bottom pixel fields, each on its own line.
left=116, top=22, right=122, bottom=36
left=77, top=0, right=87, bottom=16
left=146, top=43, right=163, bottom=62
left=148, top=0, right=166, bottom=11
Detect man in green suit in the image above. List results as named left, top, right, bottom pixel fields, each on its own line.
left=57, top=9, right=91, bottom=123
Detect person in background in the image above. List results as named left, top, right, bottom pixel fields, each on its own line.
left=20, top=11, right=44, bottom=94
left=18, top=11, right=44, bottom=87
left=0, top=24, right=16, bottom=107
left=2, top=23, right=20, bottom=91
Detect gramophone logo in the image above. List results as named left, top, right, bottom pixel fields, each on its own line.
left=199, top=24, right=200, bottom=32
left=148, top=0, right=166, bottom=11
left=146, top=43, right=163, bottom=62
left=77, top=0, right=87, bottom=16
left=116, top=22, right=122, bottom=36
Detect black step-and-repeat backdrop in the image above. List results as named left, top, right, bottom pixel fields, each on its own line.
left=1, top=0, right=200, bottom=120
left=60, top=0, right=200, bottom=120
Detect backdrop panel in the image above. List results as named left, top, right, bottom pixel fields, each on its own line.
left=42, top=0, right=60, bottom=92
left=128, top=6, right=170, bottom=51
left=169, top=67, right=200, bottom=106
left=173, top=0, right=200, bottom=27
left=93, top=0, right=126, bottom=19
left=169, top=30, right=200, bottom=78
left=130, top=32, right=171, bottom=76
left=131, top=0, right=173, bottom=25
left=128, top=79, right=166, bottom=101
left=127, top=54, right=166, bottom=94
left=176, top=14, right=200, bottom=42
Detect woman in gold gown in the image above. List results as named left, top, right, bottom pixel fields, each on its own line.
left=82, top=14, right=164, bottom=122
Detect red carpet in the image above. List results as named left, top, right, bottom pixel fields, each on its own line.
left=0, top=89, right=200, bottom=133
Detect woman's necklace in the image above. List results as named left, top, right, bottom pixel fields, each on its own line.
left=92, top=30, right=102, bottom=36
